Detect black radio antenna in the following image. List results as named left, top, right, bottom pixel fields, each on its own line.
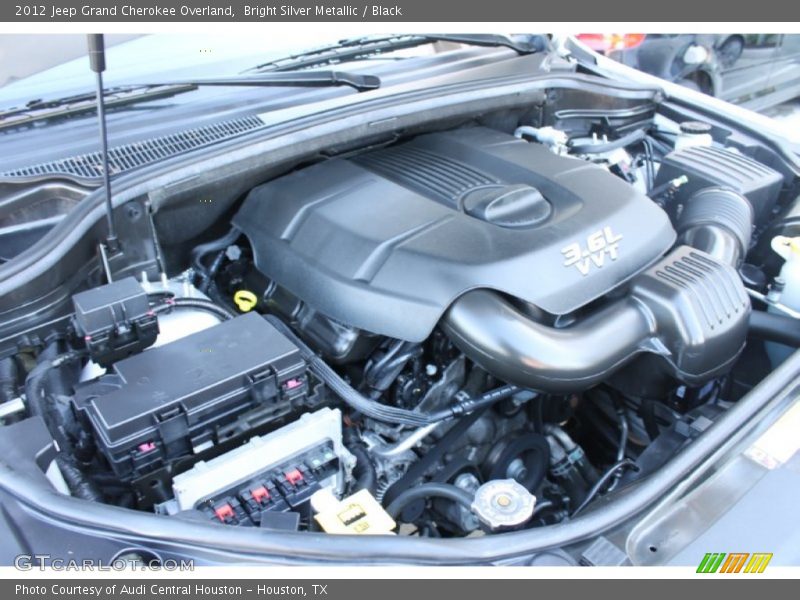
left=87, top=34, right=118, bottom=252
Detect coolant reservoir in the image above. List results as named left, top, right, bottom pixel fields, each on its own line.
left=767, top=236, right=800, bottom=365
left=771, top=236, right=800, bottom=310
left=674, top=121, right=714, bottom=151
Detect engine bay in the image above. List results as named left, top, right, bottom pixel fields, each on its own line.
left=1, top=79, right=798, bottom=542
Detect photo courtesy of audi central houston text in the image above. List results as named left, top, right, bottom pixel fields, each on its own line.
left=0, top=32, right=798, bottom=568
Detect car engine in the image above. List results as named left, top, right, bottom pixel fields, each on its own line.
left=2, top=93, right=793, bottom=539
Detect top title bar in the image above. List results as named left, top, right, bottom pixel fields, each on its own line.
left=2, top=0, right=797, bottom=22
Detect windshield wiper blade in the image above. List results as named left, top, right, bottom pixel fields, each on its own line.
left=421, top=34, right=545, bottom=54
left=251, top=35, right=432, bottom=72
left=142, top=71, right=381, bottom=92
left=0, top=83, right=196, bottom=129
left=250, top=34, right=544, bottom=73
left=0, top=71, right=379, bottom=131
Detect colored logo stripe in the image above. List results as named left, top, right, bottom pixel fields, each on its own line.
left=744, top=553, right=773, bottom=573
left=697, top=552, right=773, bottom=573
left=697, top=553, right=726, bottom=573
left=720, top=553, right=749, bottom=573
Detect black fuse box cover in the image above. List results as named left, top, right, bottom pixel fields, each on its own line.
left=72, top=277, right=158, bottom=367
left=655, top=145, right=783, bottom=218
left=72, top=312, right=316, bottom=479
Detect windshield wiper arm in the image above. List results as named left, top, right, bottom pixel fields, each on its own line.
left=0, top=83, right=196, bottom=128
left=250, top=34, right=544, bottom=73
left=141, top=71, right=381, bottom=92
left=0, top=71, right=379, bottom=131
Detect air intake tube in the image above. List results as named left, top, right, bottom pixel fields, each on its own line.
left=443, top=292, right=655, bottom=392
left=676, top=187, right=753, bottom=266
left=442, top=189, right=753, bottom=393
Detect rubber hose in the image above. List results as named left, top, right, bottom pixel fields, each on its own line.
left=153, top=297, right=236, bottom=321
left=381, top=407, right=488, bottom=506
left=571, top=458, right=639, bottom=517
left=606, top=404, right=630, bottom=492
left=349, top=444, right=377, bottom=494
left=191, top=227, right=241, bottom=290
left=265, top=314, right=518, bottom=426
left=191, top=227, right=241, bottom=273
left=0, top=357, right=18, bottom=404
left=428, top=384, right=524, bottom=420
left=199, top=250, right=227, bottom=294
left=531, top=499, right=555, bottom=518
left=386, top=482, right=474, bottom=521
left=615, top=405, right=629, bottom=463
left=569, top=128, right=646, bottom=154
left=367, top=340, right=405, bottom=376
left=749, top=310, right=800, bottom=347
left=365, top=345, right=423, bottom=392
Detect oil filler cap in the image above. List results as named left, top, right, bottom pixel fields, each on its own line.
left=471, top=479, right=536, bottom=532
left=233, top=290, right=258, bottom=312
left=461, top=184, right=551, bottom=228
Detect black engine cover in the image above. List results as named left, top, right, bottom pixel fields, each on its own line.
left=234, top=127, right=675, bottom=341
